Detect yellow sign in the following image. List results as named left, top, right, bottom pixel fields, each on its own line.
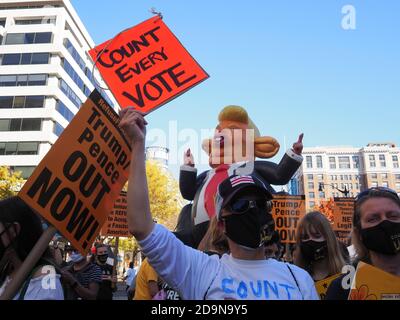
left=349, top=262, right=400, bottom=300
left=315, top=273, right=341, bottom=300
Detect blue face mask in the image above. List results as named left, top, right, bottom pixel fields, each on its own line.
left=69, top=252, right=85, bottom=263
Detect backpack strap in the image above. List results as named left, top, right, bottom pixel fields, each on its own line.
left=286, top=264, right=304, bottom=300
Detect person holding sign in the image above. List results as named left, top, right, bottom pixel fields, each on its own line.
left=293, top=211, right=347, bottom=299
left=0, top=197, right=64, bottom=300
left=326, top=187, right=400, bottom=299
left=121, top=109, right=318, bottom=300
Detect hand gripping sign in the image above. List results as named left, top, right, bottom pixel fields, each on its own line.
left=89, top=16, right=209, bottom=113
left=18, top=90, right=131, bottom=255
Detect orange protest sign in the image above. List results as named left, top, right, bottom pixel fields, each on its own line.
left=315, top=273, right=341, bottom=300
left=18, top=90, right=131, bottom=255
left=349, top=262, right=400, bottom=300
left=271, top=195, right=306, bottom=244
left=89, top=16, right=209, bottom=113
left=100, top=191, right=130, bottom=237
left=332, top=197, right=354, bottom=244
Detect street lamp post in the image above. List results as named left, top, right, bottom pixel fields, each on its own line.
left=318, top=183, right=350, bottom=197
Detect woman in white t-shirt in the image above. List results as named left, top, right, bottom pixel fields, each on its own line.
left=0, top=197, right=64, bottom=300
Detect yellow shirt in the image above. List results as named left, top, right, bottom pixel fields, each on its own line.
left=133, top=259, right=159, bottom=300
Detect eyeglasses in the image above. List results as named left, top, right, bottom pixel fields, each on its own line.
left=227, top=198, right=271, bottom=214
left=355, top=187, right=400, bottom=203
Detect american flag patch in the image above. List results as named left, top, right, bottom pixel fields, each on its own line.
left=230, top=176, right=254, bottom=187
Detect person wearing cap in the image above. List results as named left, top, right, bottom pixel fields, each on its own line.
left=120, top=108, right=319, bottom=300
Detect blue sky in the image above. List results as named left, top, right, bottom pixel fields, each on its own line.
left=72, top=0, right=400, bottom=177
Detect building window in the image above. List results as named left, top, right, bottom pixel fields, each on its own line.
left=369, top=155, right=376, bottom=168
left=338, top=156, right=350, bottom=169
left=319, top=191, right=325, bottom=198
left=329, top=157, right=336, bottom=169
left=63, top=38, right=86, bottom=72
left=309, top=192, right=315, bottom=199
left=371, top=173, right=377, bottom=179
left=56, top=100, right=75, bottom=122
left=355, top=183, right=359, bottom=189
left=382, top=182, right=389, bottom=188
left=0, top=20, right=5, bottom=27
left=309, top=201, right=315, bottom=208
left=9, top=166, right=36, bottom=179
left=308, top=182, right=314, bottom=189
left=53, top=122, right=64, bottom=137
left=381, top=173, right=388, bottom=179
left=0, top=142, right=39, bottom=155
left=395, top=174, right=400, bottom=180
left=0, top=118, right=42, bottom=131
left=59, top=79, right=82, bottom=108
left=306, top=156, right=313, bottom=168
left=344, top=175, right=348, bottom=180
left=396, top=183, right=400, bottom=190
left=1, top=53, right=50, bottom=65
left=0, top=74, right=47, bottom=87
left=317, top=174, right=323, bottom=181
left=5, top=32, right=53, bottom=45
left=316, top=156, right=323, bottom=168
left=371, top=182, right=378, bottom=188
left=379, top=154, right=386, bottom=167
left=61, top=58, right=90, bottom=96
left=0, top=96, right=45, bottom=109
left=393, top=156, right=399, bottom=168
left=352, top=156, right=360, bottom=169
left=307, top=174, right=313, bottom=180
left=14, top=17, right=56, bottom=25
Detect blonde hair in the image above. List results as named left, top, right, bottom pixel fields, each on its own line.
left=294, top=211, right=346, bottom=276
left=197, top=216, right=229, bottom=255
left=218, top=105, right=260, bottom=138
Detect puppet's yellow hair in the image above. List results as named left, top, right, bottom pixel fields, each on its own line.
left=218, top=106, right=260, bottom=138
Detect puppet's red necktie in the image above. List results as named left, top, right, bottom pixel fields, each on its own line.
left=204, top=164, right=230, bottom=219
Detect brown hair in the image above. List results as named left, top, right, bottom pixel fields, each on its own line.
left=294, top=211, right=346, bottom=276
left=352, top=190, right=400, bottom=262
left=197, top=216, right=229, bottom=255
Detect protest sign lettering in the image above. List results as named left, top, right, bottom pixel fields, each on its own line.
left=271, top=195, right=306, bottom=244
left=100, top=191, right=130, bottom=237
left=349, top=262, right=400, bottom=300
left=89, top=16, right=209, bottom=113
left=332, top=197, right=354, bottom=244
left=18, top=90, right=131, bottom=255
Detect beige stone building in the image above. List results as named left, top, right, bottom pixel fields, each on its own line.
left=293, top=142, right=400, bottom=210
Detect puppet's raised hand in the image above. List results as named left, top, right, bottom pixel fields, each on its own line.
left=184, top=148, right=195, bottom=167
left=292, top=133, right=304, bottom=155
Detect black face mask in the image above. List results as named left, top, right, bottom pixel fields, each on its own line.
left=97, top=254, right=108, bottom=263
left=223, top=208, right=274, bottom=249
left=300, top=240, right=328, bottom=262
left=361, top=220, right=400, bottom=255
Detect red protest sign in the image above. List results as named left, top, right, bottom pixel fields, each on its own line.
left=89, top=16, right=209, bottom=113
left=18, top=90, right=131, bottom=255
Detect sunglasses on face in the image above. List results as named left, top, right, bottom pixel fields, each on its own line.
left=355, top=187, right=400, bottom=203
left=227, top=198, right=271, bottom=214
